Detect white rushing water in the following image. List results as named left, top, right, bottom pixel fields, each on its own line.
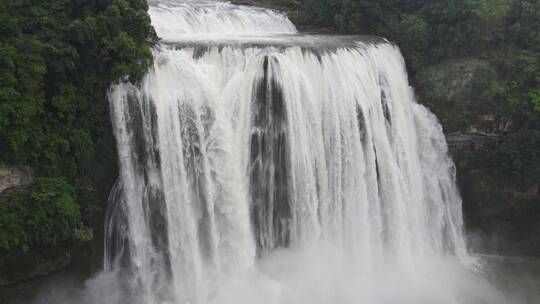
left=99, top=1, right=507, bottom=304
left=148, top=0, right=296, bottom=40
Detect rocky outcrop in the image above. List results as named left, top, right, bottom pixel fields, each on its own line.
left=0, top=166, right=34, bottom=202
left=446, top=132, right=499, bottom=151
left=418, top=60, right=494, bottom=105
left=417, top=59, right=502, bottom=132
left=0, top=248, right=71, bottom=287
left=445, top=114, right=512, bottom=151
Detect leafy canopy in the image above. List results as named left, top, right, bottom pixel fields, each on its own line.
left=0, top=0, right=155, bottom=254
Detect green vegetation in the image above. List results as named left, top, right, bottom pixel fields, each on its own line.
left=0, top=178, right=86, bottom=252
left=0, top=0, right=155, bottom=258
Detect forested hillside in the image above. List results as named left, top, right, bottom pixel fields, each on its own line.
left=0, top=0, right=155, bottom=284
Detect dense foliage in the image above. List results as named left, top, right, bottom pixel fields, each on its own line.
left=0, top=178, right=86, bottom=251
left=0, top=0, right=155, bottom=255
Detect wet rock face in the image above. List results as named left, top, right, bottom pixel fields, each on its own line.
left=0, top=166, right=34, bottom=202
left=482, top=255, right=540, bottom=304
left=0, top=249, right=71, bottom=287
left=461, top=168, right=540, bottom=256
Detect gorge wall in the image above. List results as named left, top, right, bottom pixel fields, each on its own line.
left=418, top=60, right=540, bottom=256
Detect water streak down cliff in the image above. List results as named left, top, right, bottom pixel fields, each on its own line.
left=105, top=1, right=502, bottom=303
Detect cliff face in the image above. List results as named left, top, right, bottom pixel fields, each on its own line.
left=417, top=59, right=540, bottom=256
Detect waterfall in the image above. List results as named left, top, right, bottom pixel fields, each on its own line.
left=104, top=1, right=501, bottom=304
left=148, top=0, right=296, bottom=39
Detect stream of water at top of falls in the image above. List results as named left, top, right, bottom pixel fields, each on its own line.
left=94, top=1, right=509, bottom=303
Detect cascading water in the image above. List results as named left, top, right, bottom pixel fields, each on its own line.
left=103, top=1, right=506, bottom=303
left=148, top=0, right=296, bottom=38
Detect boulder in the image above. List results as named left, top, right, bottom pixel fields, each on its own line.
left=0, top=166, right=34, bottom=202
